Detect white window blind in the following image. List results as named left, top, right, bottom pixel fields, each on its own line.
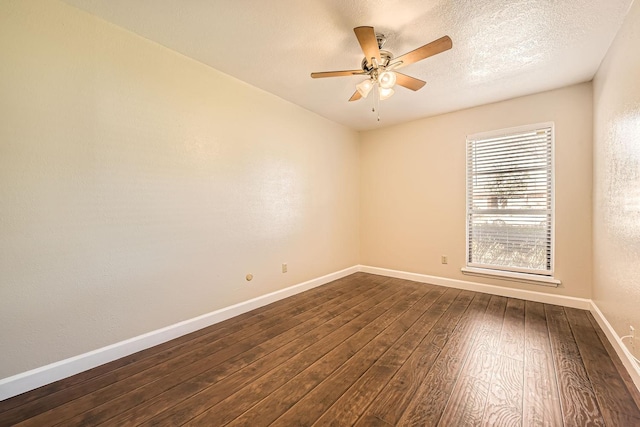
left=466, top=123, right=554, bottom=276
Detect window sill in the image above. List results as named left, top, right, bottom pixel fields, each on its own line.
left=461, top=267, right=561, bottom=287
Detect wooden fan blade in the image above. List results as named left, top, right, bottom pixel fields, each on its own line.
left=354, top=26, right=381, bottom=68
left=311, top=70, right=365, bottom=78
left=395, top=72, right=426, bottom=91
left=349, top=91, right=362, bottom=102
left=391, top=36, right=452, bottom=69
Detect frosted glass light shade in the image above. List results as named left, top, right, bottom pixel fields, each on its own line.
left=379, top=87, right=395, bottom=100
left=378, top=71, right=397, bottom=89
left=356, top=79, right=373, bottom=98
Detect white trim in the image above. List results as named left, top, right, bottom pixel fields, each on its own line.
left=0, top=265, right=359, bottom=401
left=461, top=267, right=561, bottom=287
left=589, top=301, right=640, bottom=391
left=359, top=265, right=589, bottom=309
left=466, top=121, right=556, bottom=141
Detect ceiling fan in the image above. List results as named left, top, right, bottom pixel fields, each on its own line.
left=311, top=26, right=452, bottom=103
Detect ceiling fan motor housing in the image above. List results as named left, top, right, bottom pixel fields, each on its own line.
left=361, top=50, right=393, bottom=74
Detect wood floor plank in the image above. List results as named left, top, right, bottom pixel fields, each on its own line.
left=565, top=307, right=640, bottom=424
left=499, top=298, right=526, bottom=361
left=522, top=301, right=563, bottom=426
left=140, top=281, right=422, bottom=426
left=92, top=277, right=390, bottom=426
left=50, top=277, right=385, bottom=426
left=0, top=273, right=368, bottom=417
left=312, top=290, right=475, bottom=427
left=482, top=354, right=524, bottom=427
left=10, top=276, right=377, bottom=427
left=481, top=298, right=525, bottom=427
left=545, top=304, right=605, bottom=426
left=255, top=288, right=458, bottom=427
left=362, top=292, right=491, bottom=427
left=431, top=295, right=508, bottom=426
left=598, top=406, right=640, bottom=426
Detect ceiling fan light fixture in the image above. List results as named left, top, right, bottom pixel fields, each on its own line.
left=379, top=87, right=395, bottom=100
left=310, top=26, right=452, bottom=108
left=356, top=78, right=374, bottom=98
left=378, top=71, right=397, bottom=89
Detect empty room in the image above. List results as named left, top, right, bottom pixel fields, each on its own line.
left=1, top=0, right=640, bottom=425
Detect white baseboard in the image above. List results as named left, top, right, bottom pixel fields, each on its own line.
left=589, top=301, right=640, bottom=391
left=3, top=265, right=638, bottom=401
left=0, top=265, right=359, bottom=402
left=359, top=265, right=591, bottom=309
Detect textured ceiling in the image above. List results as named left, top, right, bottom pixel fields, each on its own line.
left=61, top=0, right=633, bottom=131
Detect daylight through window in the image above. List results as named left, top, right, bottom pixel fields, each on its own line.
left=466, top=123, right=554, bottom=275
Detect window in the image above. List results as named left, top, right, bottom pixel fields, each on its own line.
left=465, top=123, right=555, bottom=280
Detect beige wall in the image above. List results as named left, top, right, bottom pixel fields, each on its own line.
left=0, top=0, right=359, bottom=378
left=4, top=0, right=635, bottom=386
left=593, top=0, right=640, bottom=358
left=360, top=83, right=593, bottom=298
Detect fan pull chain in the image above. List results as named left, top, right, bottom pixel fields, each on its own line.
left=368, top=85, right=381, bottom=121
left=375, top=85, right=380, bottom=121
left=371, top=84, right=376, bottom=114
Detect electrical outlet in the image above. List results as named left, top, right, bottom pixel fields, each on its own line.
left=282, top=263, right=288, bottom=273
left=441, top=256, right=448, bottom=264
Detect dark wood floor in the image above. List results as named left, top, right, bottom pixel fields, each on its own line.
left=2, top=273, right=640, bottom=426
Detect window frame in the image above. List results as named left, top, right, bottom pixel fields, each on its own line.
left=464, top=122, right=556, bottom=280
